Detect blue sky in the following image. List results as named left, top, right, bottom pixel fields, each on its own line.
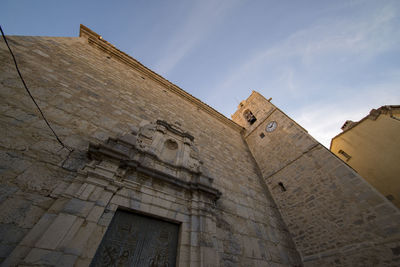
left=2, top=0, right=400, bottom=147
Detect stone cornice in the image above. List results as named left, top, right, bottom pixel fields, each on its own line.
left=79, top=24, right=242, bottom=132
left=88, top=141, right=222, bottom=201
left=156, top=120, right=194, bottom=141
left=87, top=124, right=222, bottom=201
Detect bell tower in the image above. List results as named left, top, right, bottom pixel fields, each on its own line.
left=232, top=91, right=400, bottom=265
left=232, top=91, right=318, bottom=179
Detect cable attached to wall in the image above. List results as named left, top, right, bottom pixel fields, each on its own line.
left=0, top=25, right=71, bottom=152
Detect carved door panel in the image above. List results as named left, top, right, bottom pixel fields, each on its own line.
left=90, top=210, right=179, bottom=267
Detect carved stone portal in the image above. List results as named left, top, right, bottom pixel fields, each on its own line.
left=6, top=120, right=222, bottom=266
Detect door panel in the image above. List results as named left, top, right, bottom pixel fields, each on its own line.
left=90, top=210, right=179, bottom=267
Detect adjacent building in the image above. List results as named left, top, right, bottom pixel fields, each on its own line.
left=331, top=105, right=400, bottom=208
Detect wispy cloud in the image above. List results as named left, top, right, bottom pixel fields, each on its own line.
left=154, top=0, right=241, bottom=76
left=202, top=0, right=400, bottom=147
left=294, top=81, right=400, bottom=147
left=216, top=1, right=399, bottom=94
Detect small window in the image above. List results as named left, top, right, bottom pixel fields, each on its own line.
left=278, top=182, right=286, bottom=192
left=386, top=194, right=395, bottom=201
left=243, top=109, right=257, bottom=125
left=338, top=149, right=351, bottom=161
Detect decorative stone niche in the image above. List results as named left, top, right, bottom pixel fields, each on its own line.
left=87, top=119, right=219, bottom=197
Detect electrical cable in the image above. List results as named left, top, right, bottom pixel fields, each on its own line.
left=0, top=25, right=71, bottom=151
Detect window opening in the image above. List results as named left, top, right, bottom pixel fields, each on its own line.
left=386, top=194, right=395, bottom=201
left=338, top=149, right=351, bottom=161
left=243, top=109, right=257, bottom=125
left=278, top=182, right=286, bottom=192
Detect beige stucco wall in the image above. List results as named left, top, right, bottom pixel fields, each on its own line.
left=331, top=110, right=400, bottom=208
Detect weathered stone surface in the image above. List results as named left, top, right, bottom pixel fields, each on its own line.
left=35, top=213, right=77, bottom=250
left=20, top=213, right=57, bottom=247
left=61, top=150, right=89, bottom=172
left=63, top=198, right=94, bottom=218
left=15, top=163, right=60, bottom=193
left=86, top=205, right=104, bottom=223
left=0, top=195, right=45, bottom=228
left=24, top=248, right=62, bottom=266
left=236, top=91, right=400, bottom=266
left=63, top=221, right=97, bottom=256
left=1, top=27, right=397, bottom=267
left=56, top=254, right=78, bottom=267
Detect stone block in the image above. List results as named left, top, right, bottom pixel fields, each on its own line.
left=23, top=193, right=54, bottom=209
left=0, top=195, right=45, bottom=229
left=115, top=188, right=130, bottom=198
left=153, top=196, right=172, bottom=209
left=98, top=210, right=114, bottom=227
left=63, top=221, right=97, bottom=256
left=20, top=213, right=57, bottom=247
left=0, top=184, right=18, bottom=204
left=35, top=213, right=77, bottom=250
left=88, top=186, right=104, bottom=202
left=86, top=205, right=105, bottom=223
left=81, top=225, right=106, bottom=259
left=176, top=212, right=190, bottom=223
left=141, top=193, right=153, bottom=205
left=180, top=230, right=190, bottom=246
left=0, top=243, right=15, bottom=259
left=76, top=183, right=96, bottom=200
left=56, top=254, right=78, bottom=267
left=86, top=176, right=110, bottom=187
left=0, top=223, right=29, bottom=245
left=57, top=217, right=84, bottom=250
left=48, top=197, right=69, bottom=214
left=1, top=245, right=31, bottom=266
left=74, top=257, right=92, bottom=267
left=63, top=198, right=94, bottom=217
left=61, top=149, right=88, bottom=172
left=96, top=190, right=113, bottom=207
left=129, top=197, right=141, bottom=210
left=190, top=232, right=199, bottom=247
left=64, top=182, right=83, bottom=197
left=150, top=204, right=168, bottom=218
left=15, top=163, right=58, bottom=192
left=200, top=247, right=219, bottom=266
left=24, top=248, right=62, bottom=266
left=243, top=236, right=261, bottom=259
left=110, top=195, right=129, bottom=207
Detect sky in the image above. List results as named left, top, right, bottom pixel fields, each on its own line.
left=2, top=0, right=400, bottom=147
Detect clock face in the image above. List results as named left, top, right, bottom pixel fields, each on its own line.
left=266, top=121, right=277, bottom=132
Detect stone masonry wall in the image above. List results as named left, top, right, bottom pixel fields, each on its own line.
left=233, top=92, right=400, bottom=266
left=0, top=31, right=301, bottom=266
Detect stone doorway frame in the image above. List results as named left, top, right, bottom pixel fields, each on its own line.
left=4, top=121, right=222, bottom=266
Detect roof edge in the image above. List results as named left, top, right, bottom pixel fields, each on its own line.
left=79, top=24, right=243, bottom=132
left=330, top=105, right=400, bottom=148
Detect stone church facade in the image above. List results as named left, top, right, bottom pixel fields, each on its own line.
left=0, top=25, right=399, bottom=266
